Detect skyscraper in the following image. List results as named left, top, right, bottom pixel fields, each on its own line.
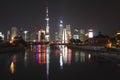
left=7, top=30, right=10, bottom=40
left=79, top=29, right=86, bottom=41
left=58, top=18, right=64, bottom=42
left=73, top=28, right=79, bottom=39
left=11, top=27, right=18, bottom=40
left=38, top=29, right=45, bottom=41
left=66, top=24, right=72, bottom=41
left=0, top=32, right=4, bottom=40
left=62, top=28, right=68, bottom=43
left=55, top=32, right=59, bottom=41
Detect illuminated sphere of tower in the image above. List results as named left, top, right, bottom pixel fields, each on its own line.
left=46, top=17, right=49, bottom=21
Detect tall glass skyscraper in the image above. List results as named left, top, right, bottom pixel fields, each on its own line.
left=58, top=19, right=64, bottom=42
left=11, top=27, right=18, bottom=40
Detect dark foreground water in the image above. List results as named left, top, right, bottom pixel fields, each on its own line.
left=0, top=45, right=120, bottom=80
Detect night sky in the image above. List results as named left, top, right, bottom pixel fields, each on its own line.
left=0, top=0, right=120, bottom=38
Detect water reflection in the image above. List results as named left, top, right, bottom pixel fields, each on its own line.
left=58, top=45, right=72, bottom=69
left=80, top=51, right=85, bottom=62
left=10, top=55, right=16, bottom=74
left=58, top=45, right=89, bottom=66
left=88, top=54, right=91, bottom=60
left=10, top=62, right=15, bottom=74
left=24, top=50, right=28, bottom=67
left=46, top=46, right=50, bottom=80
left=0, top=44, right=120, bottom=80
left=35, top=44, right=50, bottom=80
left=60, top=53, right=63, bottom=69
left=75, top=51, right=79, bottom=62
left=35, top=45, right=47, bottom=64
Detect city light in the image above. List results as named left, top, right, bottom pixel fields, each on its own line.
left=89, top=32, right=93, bottom=38
left=0, top=32, right=4, bottom=40
left=88, top=29, right=93, bottom=38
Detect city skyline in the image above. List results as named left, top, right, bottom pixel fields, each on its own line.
left=0, top=0, right=120, bottom=37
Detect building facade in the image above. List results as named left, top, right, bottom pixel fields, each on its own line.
left=38, top=29, right=45, bottom=41
left=66, top=24, right=72, bottom=41
left=11, top=27, right=18, bottom=40
left=58, top=19, right=64, bottom=42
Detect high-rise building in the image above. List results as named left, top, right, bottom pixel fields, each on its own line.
left=30, top=32, right=37, bottom=41
left=55, top=32, right=59, bottom=41
left=11, top=27, right=18, bottom=40
left=58, top=19, right=64, bottom=42
left=0, top=32, right=4, bottom=40
left=79, top=29, right=86, bottom=41
left=66, top=24, right=72, bottom=41
left=62, top=28, right=68, bottom=43
left=115, top=31, right=120, bottom=46
left=38, top=29, right=45, bottom=41
left=73, top=28, right=79, bottom=39
left=7, top=30, right=10, bottom=40
left=45, top=4, right=50, bottom=42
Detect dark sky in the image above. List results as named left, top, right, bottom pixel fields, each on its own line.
left=0, top=0, right=120, bottom=38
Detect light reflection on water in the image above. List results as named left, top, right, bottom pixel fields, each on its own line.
left=59, top=45, right=73, bottom=69
left=0, top=45, right=120, bottom=80
left=24, top=50, right=28, bottom=67
left=58, top=45, right=91, bottom=65
left=10, top=61, right=15, bottom=74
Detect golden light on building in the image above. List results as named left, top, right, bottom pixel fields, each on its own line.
left=9, top=40, right=13, bottom=44
left=116, top=32, right=120, bottom=35
left=115, top=31, right=120, bottom=46
left=11, top=27, right=17, bottom=40
left=106, top=39, right=112, bottom=47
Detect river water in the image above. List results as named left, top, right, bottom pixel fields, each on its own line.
left=0, top=45, right=120, bottom=80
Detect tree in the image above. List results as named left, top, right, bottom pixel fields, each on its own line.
left=13, top=36, right=27, bottom=47
left=69, top=38, right=75, bottom=44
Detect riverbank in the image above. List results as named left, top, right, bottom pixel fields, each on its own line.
left=67, top=44, right=120, bottom=63
left=67, top=44, right=120, bottom=53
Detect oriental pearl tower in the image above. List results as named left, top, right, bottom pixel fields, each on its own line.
left=45, top=3, right=50, bottom=42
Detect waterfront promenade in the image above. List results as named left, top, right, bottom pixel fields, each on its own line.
left=67, top=44, right=120, bottom=52
left=67, top=44, right=120, bottom=63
